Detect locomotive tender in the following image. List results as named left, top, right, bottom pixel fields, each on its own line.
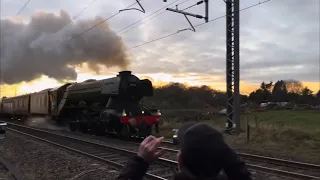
left=0, top=71, right=162, bottom=139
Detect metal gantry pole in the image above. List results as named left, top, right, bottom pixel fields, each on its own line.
left=225, top=0, right=240, bottom=133
left=234, top=0, right=240, bottom=133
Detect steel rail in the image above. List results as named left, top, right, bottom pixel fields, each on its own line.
left=7, top=124, right=171, bottom=180
left=161, top=141, right=320, bottom=172
left=6, top=123, right=320, bottom=180
left=160, top=142, right=320, bottom=179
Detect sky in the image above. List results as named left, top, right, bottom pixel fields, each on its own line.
left=0, top=0, right=319, bottom=97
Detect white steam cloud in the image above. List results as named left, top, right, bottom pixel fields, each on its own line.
left=0, top=10, right=129, bottom=85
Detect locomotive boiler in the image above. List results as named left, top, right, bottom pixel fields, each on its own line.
left=56, top=71, right=161, bottom=139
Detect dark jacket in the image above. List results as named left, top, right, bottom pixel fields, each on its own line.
left=117, top=155, right=252, bottom=180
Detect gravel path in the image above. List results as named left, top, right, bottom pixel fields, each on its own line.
left=0, top=131, right=122, bottom=180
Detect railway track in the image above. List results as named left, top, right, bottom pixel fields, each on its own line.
left=159, top=142, right=320, bottom=180
left=6, top=123, right=320, bottom=180
left=6, top=123, right=176, bottom=180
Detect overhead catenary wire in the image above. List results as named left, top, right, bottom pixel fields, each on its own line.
left=119, top=0, right=192, bottom=35
left=72, top=0, right=100, bottom=20
left=117, top=0, right=181, bottom=34
left=127, top=0, right=271, bottom=51
left=182, top=0, right=204, bottom=11
left=3, top=0, right=98, bottom=41
left=67, top=0, right=140, bottom=42
left=16, top=0, right=31, bottom=15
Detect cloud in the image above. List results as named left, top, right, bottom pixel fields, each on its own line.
left=0, top=9, right=128, bottom=84
left=125, top=0, right=319, bottom=83
left=0, top=0, right=319, bottom=87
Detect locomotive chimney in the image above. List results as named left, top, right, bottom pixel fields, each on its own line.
left=117, top=71, right=132, bottom=77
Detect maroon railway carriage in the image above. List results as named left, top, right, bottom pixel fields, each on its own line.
left=30, top=88, right=52, bottom=115
left=0, top=94, right=30, bottom=119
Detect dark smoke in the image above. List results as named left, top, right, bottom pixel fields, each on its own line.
left=0, top=10, right=129, bottom=85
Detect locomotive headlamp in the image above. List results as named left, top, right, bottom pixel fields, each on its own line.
left=122, top=110, right=127, bottom=116
left=157, top=110, right=162, bottom=116
left=172, top=129, right=179, bottom=145
left=142, top=110, right=144, bottom=114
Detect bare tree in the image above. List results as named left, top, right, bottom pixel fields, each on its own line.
left=284, top=79, right=304, bottom=94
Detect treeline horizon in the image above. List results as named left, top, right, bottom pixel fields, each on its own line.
left=1, top=79, right=319, bottom=109
left=144, top=80, right=320, bottom=109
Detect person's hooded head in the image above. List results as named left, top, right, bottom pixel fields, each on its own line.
left=175, top=122, right=233, bottom=179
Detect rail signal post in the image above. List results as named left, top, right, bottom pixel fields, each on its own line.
left=225, top=0, right=240, bottom=133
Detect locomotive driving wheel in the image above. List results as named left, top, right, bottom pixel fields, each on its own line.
left=92, top=117, right=105, bottom=136
left=68, top=122, right=76, bottom=132
left=139, top=121, right=152, bottom=138
left=74, top=113, right=89, bottom=133
left=119, top=124, right=131, bottom=140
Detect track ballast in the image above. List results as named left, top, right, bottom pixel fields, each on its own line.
left=6, top=123, right=320, bottom=180
left=7, top=123, right=175, bottom=180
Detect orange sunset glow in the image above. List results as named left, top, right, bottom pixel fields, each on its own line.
left=0, top=1, right=319, bottom=99
left=0, top=71, right=319, bottom=98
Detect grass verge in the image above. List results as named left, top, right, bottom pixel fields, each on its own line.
left=158, top=110, right=320, bottom=164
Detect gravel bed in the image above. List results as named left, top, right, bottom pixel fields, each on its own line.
left=29, top=129, right=289, bottom=180
left=0, top=161, right=10, bottom=179
left=25, top=126, right=141, bottom=151
left=9, top=120, right=319, bottom=163
left=148, top=163, right=171, bottom=172
left=21, top=122, right=319, bottom=163
left=0, top=131, right=123, bottom=180
left=5, top=123, right=313, bottom=180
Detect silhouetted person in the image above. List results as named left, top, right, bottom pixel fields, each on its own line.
left=117, top=122, right=252, bottom=180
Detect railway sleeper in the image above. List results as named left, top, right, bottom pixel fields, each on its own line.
left=99, top=154, right=124, bottom=159
left=160, top=172, right=176, bottom=179
left=148, top=167, right=172, bottom=174
left=108, top=156, right=128, bottom=161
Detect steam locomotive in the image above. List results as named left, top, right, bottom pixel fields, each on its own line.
left=0, top=71, right=162, bottom=139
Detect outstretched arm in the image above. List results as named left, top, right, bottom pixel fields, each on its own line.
left=117, top=136, right=164, bottom=180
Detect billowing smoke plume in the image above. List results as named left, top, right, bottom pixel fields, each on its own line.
left=0, top=10, right=129, bottom=85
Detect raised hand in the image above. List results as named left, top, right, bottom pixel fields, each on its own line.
left=138, top=136, right=164, bottom=163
